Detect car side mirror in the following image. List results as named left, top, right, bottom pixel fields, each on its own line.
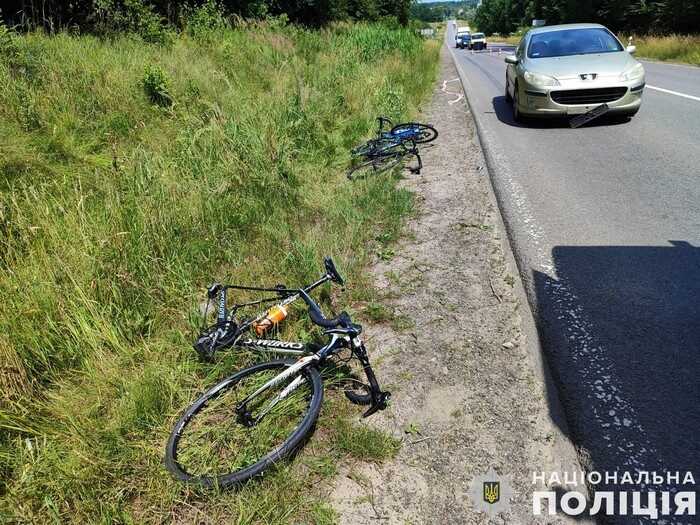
left=504, top=55, right=518, bottom=64
left=626, top=45, right=636, bottom=54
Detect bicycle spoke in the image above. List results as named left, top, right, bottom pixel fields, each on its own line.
left=175, top=367, right=315, bottom=478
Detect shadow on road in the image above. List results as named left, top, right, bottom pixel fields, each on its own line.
left=491, top=95, right=632, bottom=129
left=532, top=241, right=700, bottom=499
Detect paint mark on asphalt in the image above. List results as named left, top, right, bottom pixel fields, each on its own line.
left=441, top=78, right=464, bottom=105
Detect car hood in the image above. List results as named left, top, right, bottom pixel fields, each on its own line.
left=526, top=52, right=636, bottom=79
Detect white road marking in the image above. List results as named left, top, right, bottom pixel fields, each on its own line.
left=441, top=78, right=464, bottom=105
left=642, top=85, right=700, bottom=102
left=641, top=59, right=700, bottom=70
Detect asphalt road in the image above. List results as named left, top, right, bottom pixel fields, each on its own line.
left=447, top=27, right=700, bottom=523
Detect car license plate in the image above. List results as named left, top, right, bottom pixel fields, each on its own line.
left=569, top=103, right=610, bottom=128
left=567, top=106, right=591, bottom=115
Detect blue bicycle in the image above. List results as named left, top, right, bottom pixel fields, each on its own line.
left=351, top=116, right=438, bottom=158
left=348, top=117, right=437, bottom=179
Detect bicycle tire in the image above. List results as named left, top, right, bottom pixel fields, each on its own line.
left=165, top=359, right=323, bottom=488
left=344, top=388, right=371, bottom=405
left=352, top=137, right=402, bottom=158
left=351, top=139, right=379, bottom=157
left=347, top=153, right=402, bottom=180
left=390, top=123, right=438, bottom=144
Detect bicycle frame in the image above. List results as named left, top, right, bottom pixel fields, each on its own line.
left=236, top=337, right=307, bottom=355
left=235, top=333, right=354, bottom=423
left=196, top=274, right=333, bottom=359
left=230, top=276, right=328, bottom=340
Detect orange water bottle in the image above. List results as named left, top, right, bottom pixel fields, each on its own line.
left=253, top=305, right=288, bottom=336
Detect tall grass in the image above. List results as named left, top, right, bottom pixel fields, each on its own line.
left=625, top=34, right=700, bottom=65
left=0, top=19, right=439, bottom=523
left=494, top=30, right=700, bottom=66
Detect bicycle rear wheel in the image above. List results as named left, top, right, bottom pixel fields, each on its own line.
left=351, top=139, right=379, bottom=157
left=346, top=153, right=402, bottom=180
left=391, top=123, right=438, bottom=144
left=165, top=360, right=323, bottom=488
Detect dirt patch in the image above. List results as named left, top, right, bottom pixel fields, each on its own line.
left=330, top=45, right=588, bottom=524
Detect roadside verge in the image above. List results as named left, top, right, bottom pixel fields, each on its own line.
left=330, top=43, right=590, bottom=523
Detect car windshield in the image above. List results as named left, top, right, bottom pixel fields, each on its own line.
left=472, top=33, right=484, bottom=39
left=457, top=32, right=469, bottom=37
left=527, top=28, right=623, bottom=58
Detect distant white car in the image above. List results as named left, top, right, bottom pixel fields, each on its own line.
left=470, top=33, right=487, bottom=50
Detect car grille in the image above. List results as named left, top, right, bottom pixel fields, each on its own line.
left=550, top=87, right=628, bottom=105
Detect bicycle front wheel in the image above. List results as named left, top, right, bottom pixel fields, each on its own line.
left=165, top=359, right=323, bottom=488
left=391, top=123, right=438, bottom=144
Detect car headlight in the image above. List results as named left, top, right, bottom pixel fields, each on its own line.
left=523, top=71, right=560, bottom=87
left=619, top=63, right=644, bottom=82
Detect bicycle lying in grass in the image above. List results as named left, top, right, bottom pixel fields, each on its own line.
left=374, top=116, right=438, bottom=146
left=347, top=117, right=437, bottom=180
left=165, top=258, right=391, bottom=488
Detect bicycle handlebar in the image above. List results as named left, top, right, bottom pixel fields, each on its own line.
left=298, top=289, right=349, bottom=329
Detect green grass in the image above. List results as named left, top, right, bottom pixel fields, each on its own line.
left=624, top=34, right=700, bottom=65
left=490, top=29, right=700, bottom=67
left=0, top=18, right=439, bottom=523
left=333, top=418, right=401, bottom=461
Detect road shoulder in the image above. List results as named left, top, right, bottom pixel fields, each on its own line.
left=330, top=44, right=588, bottom=524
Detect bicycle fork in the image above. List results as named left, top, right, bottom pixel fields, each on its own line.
left=352, top=338, right=391, bottom=418
left=235, top=355, right=318, bottom=426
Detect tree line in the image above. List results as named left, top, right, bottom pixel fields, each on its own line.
left=0, top=0, right=413, bottom=32
left=474, top=0, right=700, bottom=35
left=410, top=1, right=477, bottom=23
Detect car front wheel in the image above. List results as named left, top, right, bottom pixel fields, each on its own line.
left=512, top=83, right=523, bottom=123
left=505, top=74, right=512, bottom=103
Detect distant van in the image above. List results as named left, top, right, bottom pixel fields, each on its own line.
left=455, top=26, right=471, bottom=44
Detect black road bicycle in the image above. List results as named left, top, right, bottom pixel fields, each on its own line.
left=165, top=258, right=390, bottom=488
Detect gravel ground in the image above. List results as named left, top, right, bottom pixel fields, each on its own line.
left=330, top=45, right=590, bottom=525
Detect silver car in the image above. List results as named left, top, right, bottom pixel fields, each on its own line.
left=504, top=23, right=645, bottom=121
